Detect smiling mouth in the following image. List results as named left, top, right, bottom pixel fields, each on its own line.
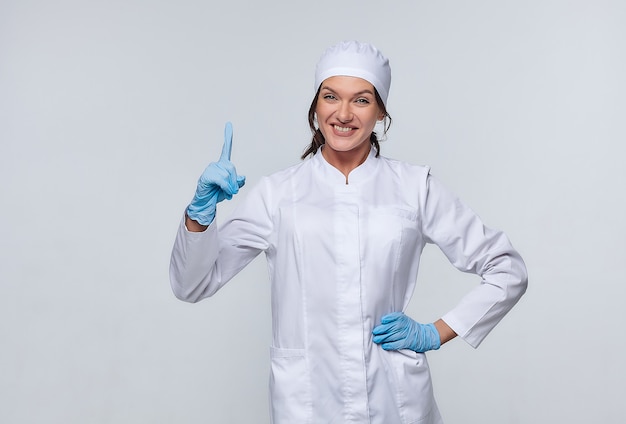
left=334, top=124, right=355, bottom=132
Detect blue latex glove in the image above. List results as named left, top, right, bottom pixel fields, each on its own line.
left=186, top=122, right=246, bottom=225
left=372, top=312, right=441, bottom=353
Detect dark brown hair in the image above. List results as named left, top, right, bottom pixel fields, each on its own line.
left=301, top=87, right=392, bottom=159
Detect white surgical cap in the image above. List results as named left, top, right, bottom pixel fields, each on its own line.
left=314, top=40, right=391, bottom=106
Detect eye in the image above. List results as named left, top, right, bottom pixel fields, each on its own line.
left=355, top=97, right=371, bottom=104
left=322, top=94, right=337, bottom=101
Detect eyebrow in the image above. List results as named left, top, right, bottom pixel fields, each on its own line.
left=320, top=86, right=375, bottom=97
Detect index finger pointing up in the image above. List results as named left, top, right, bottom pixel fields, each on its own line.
left=220, top=121, right=233, bottom=161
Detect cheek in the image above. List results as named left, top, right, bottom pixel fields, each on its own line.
left=315, top=103, right=329, bottom=121
left=318, top=123, right=330, bottom=140
left=364, top=112, right=381, bottom=130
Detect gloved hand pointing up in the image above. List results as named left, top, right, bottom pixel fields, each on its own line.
left=372, top=312, right=441, bottom=353
left=186, top=122, right=246, bottom=226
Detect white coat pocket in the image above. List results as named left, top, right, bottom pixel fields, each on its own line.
left=269, top=347, right=311, bottom=423
left=385, top=349, right=438, bottom=424
left=363, top=207, right=423, bottom=310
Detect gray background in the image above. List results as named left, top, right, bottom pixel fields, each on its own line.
left=1, top=0, right=624, bottom=422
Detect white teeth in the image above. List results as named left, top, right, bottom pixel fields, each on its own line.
left=334, top=125, right=352, bottom=132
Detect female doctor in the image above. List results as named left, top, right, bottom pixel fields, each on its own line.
left=170, top=41, right=528, bottom=424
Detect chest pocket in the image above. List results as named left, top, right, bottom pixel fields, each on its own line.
left=360, top=206, right=424, bottom=310
left=363, top=206, right=421, bottom=260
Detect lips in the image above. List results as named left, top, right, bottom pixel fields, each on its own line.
left=333, top=124, right=353, bottom=132
left=332, top=124, right=359, bottom=137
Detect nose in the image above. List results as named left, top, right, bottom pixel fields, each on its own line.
left=337, top=101, right=353, bottom=123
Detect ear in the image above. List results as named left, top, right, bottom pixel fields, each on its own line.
left=377, top=105, right=385, bottom=121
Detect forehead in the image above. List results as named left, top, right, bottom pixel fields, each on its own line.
left=320, top=75, right=376, bottom=94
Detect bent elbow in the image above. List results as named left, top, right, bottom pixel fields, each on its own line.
left=509, top=259, right=529, bottom=303
left=169, top=258, right=219, bottom=303
left=171, top=284, right=202, bottom=303
left=489, top=251, right=528, bottom=305
left=170, top=274, right=217, bottom=303
left=520, top=272, right=529, bottom=295
left=514, top=274, right=528, bottom=303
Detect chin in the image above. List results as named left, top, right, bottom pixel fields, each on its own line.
left=326, top=140, right=368, bottom=153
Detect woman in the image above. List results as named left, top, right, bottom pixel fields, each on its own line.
left=170, top=40, right=528, bottom=424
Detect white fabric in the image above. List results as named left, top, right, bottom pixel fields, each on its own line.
left=314, top=40, right=392, bottom=105
left=170, top=148, right=528, bottom=424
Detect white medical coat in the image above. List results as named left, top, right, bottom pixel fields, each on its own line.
left=170, top=147, right=528, bottom=424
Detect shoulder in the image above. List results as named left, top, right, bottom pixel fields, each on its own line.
left=245, top=158, right=313, bottom=201
left=376, top=154, right=432, bottom=181
left=262, top=158, right=311, bottom=185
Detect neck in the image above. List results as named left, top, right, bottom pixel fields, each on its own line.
left=321, top=143, right=371, bottom=183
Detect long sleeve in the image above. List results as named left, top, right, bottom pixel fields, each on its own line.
left=419, top=170, right=528, bottom=348
left=169, top=177, right=275, bottom=303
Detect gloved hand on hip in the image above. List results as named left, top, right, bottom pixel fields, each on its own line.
left=186, top=122, right=246, bottom=226
left=372, top=312, right=441, bottom=353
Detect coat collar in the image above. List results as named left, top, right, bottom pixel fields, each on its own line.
left=312, top=145, right=379, bottom=185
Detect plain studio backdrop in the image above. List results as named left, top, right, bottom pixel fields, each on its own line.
left=1, top=1, right=624, bottom=423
